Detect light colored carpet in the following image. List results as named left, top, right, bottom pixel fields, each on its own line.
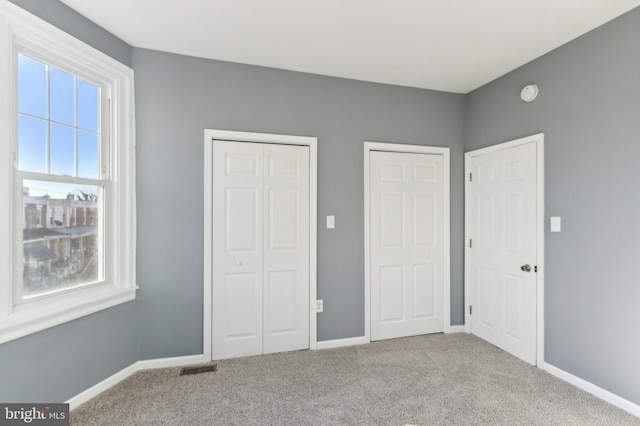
left=71, top=333, right=640, bottom=425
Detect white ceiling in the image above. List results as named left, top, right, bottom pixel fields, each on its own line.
left=62, top=0, right=640, bottom=94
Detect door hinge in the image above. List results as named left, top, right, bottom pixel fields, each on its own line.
left=534, top=265, right=538, bottom=273
left=469, top=172, right=473, bottom=182
left=469, top=239, right=473, bottom=248
left=469, top=305, right=473, bottom=315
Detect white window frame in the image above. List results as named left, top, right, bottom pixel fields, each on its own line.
left=0, top=1, right=136, bottom=344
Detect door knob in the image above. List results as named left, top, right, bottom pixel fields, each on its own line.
left=236, top=260, right=243, bottom=266
left=520, top=264, right=531, bottom=272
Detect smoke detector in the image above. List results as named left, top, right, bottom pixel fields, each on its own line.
left=520, top=84, right=539, bottom=102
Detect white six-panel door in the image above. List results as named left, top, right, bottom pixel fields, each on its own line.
left=212, top=141, right=309, bottom=360
left=370, top=151, right=445, bottom=341
left=263, top=144, right=310, bottom=355
left=467, top=141, right=537, bottom=365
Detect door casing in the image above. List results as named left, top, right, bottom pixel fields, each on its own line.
left=364, top=142, right=451, bottom=341
left=464, top=133, right=545, bottom=365
left=204, top=129, right=318, bottom=361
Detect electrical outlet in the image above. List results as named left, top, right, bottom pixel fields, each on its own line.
left=316, top=299, right=323, bottom=313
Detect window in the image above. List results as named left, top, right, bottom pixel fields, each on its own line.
left=19, top=55, right=103, bottom=300
left=0, top=2, right=136, bottom=343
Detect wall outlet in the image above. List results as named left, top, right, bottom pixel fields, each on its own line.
left=316, top=299, right=323, bottom=313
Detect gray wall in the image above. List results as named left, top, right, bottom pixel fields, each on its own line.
left=0, top=0, right=137, bottom=403
left=0, top=304, right=138, bottom=402
left=466, top=8, right=640, bottom=405
left=133, top=49, right=466, bottom=357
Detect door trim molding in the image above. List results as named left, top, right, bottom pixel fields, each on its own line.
left=203, top=129, right=318, bottom=361
left=464, top=133, right=545, bottom=365
left=363, top=142, right=451, bottom=342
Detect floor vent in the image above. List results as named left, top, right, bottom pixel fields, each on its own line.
left=179, top=364, right=218, bottom=376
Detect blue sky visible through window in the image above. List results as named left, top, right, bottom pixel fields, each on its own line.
left=18, top=54, right=101, bottom=186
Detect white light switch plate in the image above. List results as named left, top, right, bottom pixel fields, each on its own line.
left=550, top=216, right=561, bottom=232
left=326, top=215, right=335, bottom=229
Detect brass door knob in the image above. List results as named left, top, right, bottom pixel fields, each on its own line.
left=521, top=264, right=531, bottom=272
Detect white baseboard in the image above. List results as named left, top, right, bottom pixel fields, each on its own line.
left=316, top=336, right=369, bottom=350
left=66, top=354, right=206, bottom=410
left=540, top=362, right=640, bottom=418
left=316, top=329, right=467, bottom=349
left=137, top=354, right=206, bottom=370
left=66, top=362, right=139, bottom=410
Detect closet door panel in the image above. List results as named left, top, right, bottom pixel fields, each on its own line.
left=212, top=141, right=264, bottom=359
left=263, top=144, right=310, bottom=354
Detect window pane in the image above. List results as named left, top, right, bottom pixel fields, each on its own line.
left=18, top=114, right=48, bottom=173
left=78, top=80, right=99, bottom=132
left=50, top=123, right=75, bottom=176
left=50, top=67, right=76, bottom=126
left=78, top=131, right=99, bottom=179
left=18, top=54, right=48, bottom=118
left=23, top=180, right=102, bottom=298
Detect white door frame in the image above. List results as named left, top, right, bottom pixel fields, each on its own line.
left=204, top=129, right=318, bottom=361
left=464, top=133, right=545, bottom=365
left=364, top=142, right=451, bottom=341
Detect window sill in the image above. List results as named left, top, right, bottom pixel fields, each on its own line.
left=0, top=285, right=137, bottom=344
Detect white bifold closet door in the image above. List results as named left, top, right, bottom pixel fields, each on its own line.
left=212, top=140, right=309, bottom=360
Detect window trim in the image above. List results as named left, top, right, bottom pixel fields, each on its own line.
left=0, top=0, right=136, bottom=344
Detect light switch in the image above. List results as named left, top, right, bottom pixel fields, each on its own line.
left=326, top=215, right=335, bottom=229
left=550, top=216, right=561, bottom=232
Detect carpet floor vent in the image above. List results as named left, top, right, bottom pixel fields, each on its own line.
left=179, top=364, right=218, bottom=376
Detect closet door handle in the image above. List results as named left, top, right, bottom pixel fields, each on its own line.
left=236, top=260, right=243, bottom=266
